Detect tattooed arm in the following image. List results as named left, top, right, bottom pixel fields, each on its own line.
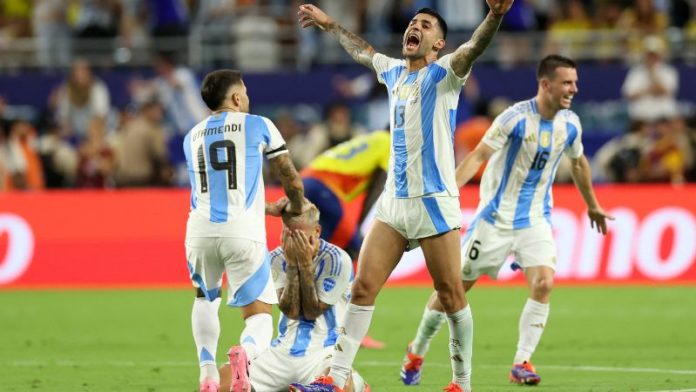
left=277, top=267, right=302, bottom=320
left=298, top=4, right=376, bottom=69
left=450, top=0, right=514, bottom=78
left=268, top=153, right=305, bottom=215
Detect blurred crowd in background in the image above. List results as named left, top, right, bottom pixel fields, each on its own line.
left=0, top=0, right=695, bottom=192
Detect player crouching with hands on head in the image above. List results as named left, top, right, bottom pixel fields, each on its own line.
left=220, top=202, right=370, bottom=392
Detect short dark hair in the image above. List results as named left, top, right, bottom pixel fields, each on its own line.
left=415, top=8, right=447, bottom=40
left=200, top=69, right=243, bottom=111
left=537, top=55, right=577, bottom=80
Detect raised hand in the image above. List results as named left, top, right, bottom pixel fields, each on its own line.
left=266, top=197, right=289, bottom=217
left=298, top=4, right=334, bottom=31
left=486, top=0, right=514, bottom=16
left=588, top=207, right=615, bottom=235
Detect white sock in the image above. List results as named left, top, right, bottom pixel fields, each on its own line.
left=329, top=303, right=374, bottom=388
left=192, top=297, right=221, bottom=383
left=514, top=298, right=549, bottom=364
left=446, top=305, right=473, bottom=392
left=241, top=312, right=273, bottom=360
left=412, top=305, right=447, bottom=356
left=351, top=370, right=367, bottom=392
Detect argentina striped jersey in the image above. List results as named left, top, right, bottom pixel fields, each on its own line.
left=184, top=111, right=287, bottom=241
left=373, top=52, right=469, bottom=198
left=269, top=239, right=353, bottom=357
left=475, top=99, right=584, bottom=230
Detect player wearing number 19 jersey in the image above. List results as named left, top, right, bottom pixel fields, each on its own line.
left=401, top=55, right=614, bottom=388
left=183, top=69, right=306, bottom=392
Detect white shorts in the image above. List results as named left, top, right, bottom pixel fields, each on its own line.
left=461, top=218, right=557, bottom=280
left=375, top=194, right=461, bottom=249
left=185, top=237, right=278, bottom=306
left=249, top=346, right=333, bottom=392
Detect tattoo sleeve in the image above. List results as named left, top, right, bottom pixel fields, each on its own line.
left=278, top=265, right=301, bottom=319
left=297, top=259, right=325, bottom=320
left=451, top=12, right=504, bottom=77
left=326, top=22, right=376, bottom=69
left=270, top=154, right=304, bottom=211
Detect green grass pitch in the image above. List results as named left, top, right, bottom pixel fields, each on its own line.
left=1, top=286, right=695, bottom=391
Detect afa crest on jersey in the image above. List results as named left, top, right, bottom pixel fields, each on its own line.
left=323, top=278, right=336, bottom=292
left=540, top=131, right=551, bottom=148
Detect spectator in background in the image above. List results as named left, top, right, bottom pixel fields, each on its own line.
left=32, top=0, right=71, bottom=68
left=617, top=0, right=669, bottom=60
left=621, top=35, right=679, bottom=123
left=56, top=59, right=111, bottom=141
left=113, top=100, right=170, bottom=187
left=137, top=52, right=208, bottom=136
left=639, top=117, right=691, bottom=185
left=72, top=0, right=118, bottom=38
left=233, top=5, right=281, bottom=71
left=190, top=0, right=235, bottom=67
left=0, top=0, right=32, bottom=38
left=76, top=117, right=114, bottom=188
left=295, top=102, right=366, bottom=169
left=37, top=121, right=78, bottom=188
left=592, top=0, right=623, bottom=62
left=592, top=120, right=652, bottom=183
left=3, top=120, right=44, bottom=191
left=544, top=0, right=592, bottom=59
left=131, top=52, right=208, bottom=185
left=117, top=0, right=150, bottom=55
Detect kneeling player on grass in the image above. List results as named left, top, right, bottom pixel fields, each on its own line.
left=219, top=203, right=370, bottom=392
left=400, top=55, right=614, bottom=387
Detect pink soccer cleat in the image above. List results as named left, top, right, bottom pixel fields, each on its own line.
left=199, top=378, right=220, bottom=392
left=228, top=345, right=252, bottom=392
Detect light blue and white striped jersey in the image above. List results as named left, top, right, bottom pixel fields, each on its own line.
left=475, top=99, right=584, bottom=230
left=184, top=111, right=287, bottom=241
left=269, top=240, right=353, bottom=357
left=373, top=53, right=469, bottom=198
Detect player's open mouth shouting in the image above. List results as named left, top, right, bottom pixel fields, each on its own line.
left=405, top=31, right=420, bottom=51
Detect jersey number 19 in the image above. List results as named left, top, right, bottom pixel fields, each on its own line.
left=197, top=140, right=238, bottom=193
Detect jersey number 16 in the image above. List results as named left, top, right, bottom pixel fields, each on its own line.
left=197, top=140, right=238, bottom=193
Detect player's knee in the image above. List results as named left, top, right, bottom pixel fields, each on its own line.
left=531, top=277, right=554, bottom=297
left=434, top=281, right=463, bottom=310
left=351, top=278, right=379, bottom=304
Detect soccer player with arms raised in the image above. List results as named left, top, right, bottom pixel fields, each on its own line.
left=291, top=2, right=514, bottom=392
left=183, top=69, right=307, bottom=392
left=401, top=55, right=614, bottom=387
